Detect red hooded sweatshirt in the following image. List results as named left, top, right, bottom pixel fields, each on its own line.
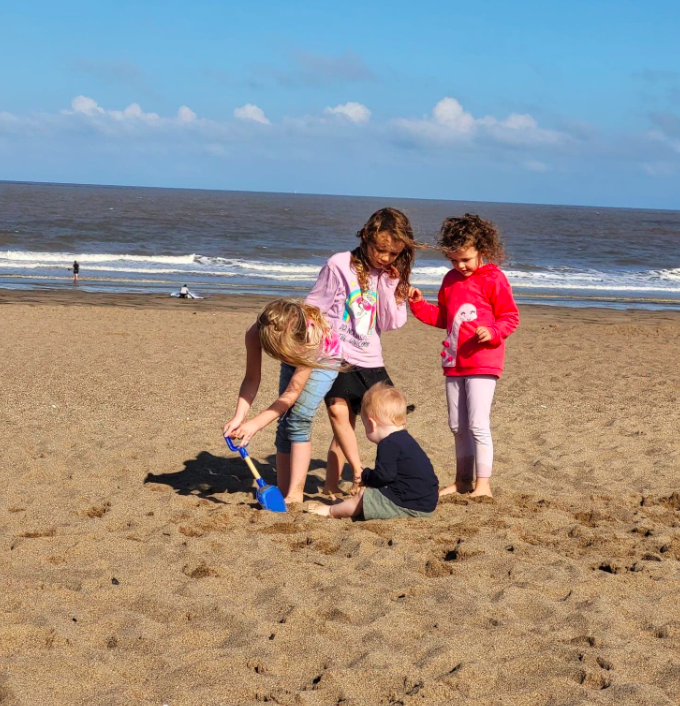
left=410, top=264, right=519, bottom=378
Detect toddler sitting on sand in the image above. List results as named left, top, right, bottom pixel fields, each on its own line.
left=306, top=382, right=439, bottom=519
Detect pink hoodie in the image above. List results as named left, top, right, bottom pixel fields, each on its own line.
left=410, top=264, right=519, bottom=378
left=306, top=251, right=407, bottom=368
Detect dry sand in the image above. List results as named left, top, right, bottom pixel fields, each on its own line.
left=0, top=290, right=679, bottom=706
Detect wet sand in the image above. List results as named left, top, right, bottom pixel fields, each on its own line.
left=0, top=291, right=678, bottom=705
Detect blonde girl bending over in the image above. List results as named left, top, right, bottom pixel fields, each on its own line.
left=223, top=298, right=341, bottom=504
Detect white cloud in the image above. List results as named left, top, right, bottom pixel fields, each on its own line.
left=477, top=113, right=539, bottom=131
left=233, top=103, right=270, bottom=125
left=432, top=97, right=475, bottom=132
left=324, top=102, right=371, bottom=124
left=177, top=106, right=197, bottom=124
left=503, top=114, right=538, bottom=130
left=396, top=97, right=566, bottom=147
left=5, top=92, right=676, bottom=182
left=64, top=95, right=164, bottom=123
left=71, top=95, right=105, bottom=116
left=108, top=103, right=160, bottom=122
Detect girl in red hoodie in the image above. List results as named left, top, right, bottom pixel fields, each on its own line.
left=409, top=214, right=519, bottom=497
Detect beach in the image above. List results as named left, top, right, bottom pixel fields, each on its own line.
left=1, top=291, right=679, bottom=706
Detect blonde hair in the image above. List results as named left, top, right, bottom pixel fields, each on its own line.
left=256, top=298, right=336, bottom=369
left=361, top=382, right=407, bottom=426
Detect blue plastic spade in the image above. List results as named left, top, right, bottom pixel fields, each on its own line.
left=224, top=436, right=287, bottom=512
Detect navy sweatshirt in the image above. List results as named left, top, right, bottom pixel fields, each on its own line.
left=361, top=430, right=439, bottom=513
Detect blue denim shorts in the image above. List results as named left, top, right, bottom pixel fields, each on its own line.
left=275, top=363, right=338, bottom=453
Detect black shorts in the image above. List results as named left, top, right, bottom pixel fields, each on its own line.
left=324, top=366, right=393, bottom=416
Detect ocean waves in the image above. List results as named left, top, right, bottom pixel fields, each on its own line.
left=1, top=250, right=680, bottom=301
left=1, top=250, right=196, bottom=265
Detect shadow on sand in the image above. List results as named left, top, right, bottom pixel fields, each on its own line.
left=144, top=451, right=330, bottom=504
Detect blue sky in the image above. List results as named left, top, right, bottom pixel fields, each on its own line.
left=1, top=0, right=679, bottom=208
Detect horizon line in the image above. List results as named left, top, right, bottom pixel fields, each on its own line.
left=0, top=178, right=678, bottom=214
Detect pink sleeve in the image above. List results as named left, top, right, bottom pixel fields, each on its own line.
left=487, top=273, right=519, bottom=344
left=409, top=282, right=447, bottom=329
left=305, top=264, right=340, bottom=314
left=377, top=274, right=407, bottom=332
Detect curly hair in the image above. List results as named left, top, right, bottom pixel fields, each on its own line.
left=350, top=207, right=415, bottom=303
left=256, top=298, right=338, bottom=369
left=437, top=213, right=505, bottom=263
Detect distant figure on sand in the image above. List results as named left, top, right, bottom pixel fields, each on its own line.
left=306, top=382, right=438, bottom=519
left=173, top=285, right=208, bottom=300
left=408, top=214, right=519, bottom=498
left=72, top=261, right=79, bottom=283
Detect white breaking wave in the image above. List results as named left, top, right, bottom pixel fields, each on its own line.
left=1, top=250, right=680, bottom=296
left=1, top=250, right=196, bottom=265
left=507, top=282, right=680, bottom=293
left=197, top=256, right=322, bottom=275
left=657, top=268, right=680, bottom=282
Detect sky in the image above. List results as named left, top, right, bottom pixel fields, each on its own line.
left=1, top=0, right=679, bottom=209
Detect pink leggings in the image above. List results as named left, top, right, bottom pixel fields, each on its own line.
left=445, top=375, right=497, bottom=480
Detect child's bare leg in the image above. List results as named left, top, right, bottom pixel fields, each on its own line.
left=284, top=441, right=312, bottom=504
left=307, top=489, right=364, bottom=518
left=323, top=436, right=345, bottom=497
left=439, top=450, right=474, bottom=496
left=470, top=476, right=492, bottom=498
left=275, top=452, right=291, bottom=497
left=327, top=399, right=363, bottom=492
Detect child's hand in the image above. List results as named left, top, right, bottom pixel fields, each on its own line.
left=408, top=286, right=423, bottom=303
left=350, top=473, right=364, bottom=496
left=229, top=420, right=260, bottom=446
left=223, top=417, right=243, bottom=439
left=475, top=326, right=493, bottom=343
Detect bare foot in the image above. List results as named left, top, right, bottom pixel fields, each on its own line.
left=322, top=487, right=345, bottom=501
left=304, top=501, right=332, bottom=517
left=284, top=493, right=304, bottom=505
left=469, top=478, right=493, bottom=498
left=439, top=482, right=474, bottom=497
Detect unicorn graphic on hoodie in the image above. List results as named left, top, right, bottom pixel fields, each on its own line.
left=441, top=303, right=478, bottom=368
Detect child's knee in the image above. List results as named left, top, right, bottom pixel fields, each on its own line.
left=327, top=400, right=351, bottom=422
left=469, top=423, right=492, bottom=445
left=274, top=428, right=292, bottom=454
left=285, top=407, right=316, bottom=443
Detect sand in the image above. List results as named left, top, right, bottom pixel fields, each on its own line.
left=0, top=290, right=678, bottom=706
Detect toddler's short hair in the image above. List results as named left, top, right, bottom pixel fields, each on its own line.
left=362, top=382, right=407, bottom=426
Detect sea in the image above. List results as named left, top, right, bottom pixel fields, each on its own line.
left=1, top=181, right=679, bottom=310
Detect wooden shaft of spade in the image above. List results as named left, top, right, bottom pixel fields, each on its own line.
left=243, top=455, right=262, bottom=480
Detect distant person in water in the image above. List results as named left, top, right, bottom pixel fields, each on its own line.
left=72, top=261, right=79, bottom=283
